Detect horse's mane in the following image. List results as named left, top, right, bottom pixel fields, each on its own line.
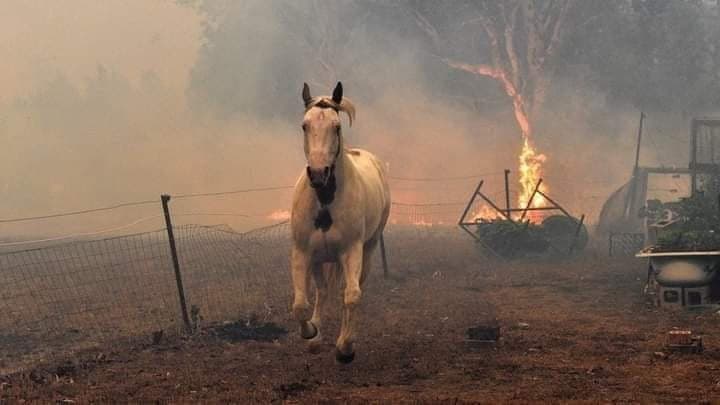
left=306, top=97, right=339, bottom=111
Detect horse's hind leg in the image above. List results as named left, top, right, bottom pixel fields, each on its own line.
left=359, top=236, right=379, bottom=285
left=291, top=246, right=317, bottom=339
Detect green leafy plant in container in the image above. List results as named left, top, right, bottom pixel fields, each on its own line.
left=653, top=192, right=720, bottom=252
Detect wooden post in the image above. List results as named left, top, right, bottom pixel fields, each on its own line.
left=380, top=233, right=389, bottom=279
left=504, top=169, right=511, bottom=219
left=568, top=214, right=585, bottom=255
left=691, top=120, right=697, bottom=196
left=633, top=112, right=645, bottom=175
left=625, top=112, right=645, bottom=217
left=161, top=194, right=191, bottom=333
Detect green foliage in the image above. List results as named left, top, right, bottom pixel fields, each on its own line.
left=654, top=192, right=720, bottom=252
left=656, top=229, right=720, bottom=252
left=475, top=220, right=549, bottom=258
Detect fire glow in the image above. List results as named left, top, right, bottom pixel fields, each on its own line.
left=518, top=137, right=548, bottom=212
left=267, top=209, right=291, bottom=221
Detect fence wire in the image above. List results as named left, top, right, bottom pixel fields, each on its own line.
left=0, top=216, right=481, bottom=373
left=0, top=176, right=505, bottom=372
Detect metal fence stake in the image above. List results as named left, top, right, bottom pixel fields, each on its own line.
left=161, top=194, right=191, bottom=333
left=380, top=232, right=389, bottom=279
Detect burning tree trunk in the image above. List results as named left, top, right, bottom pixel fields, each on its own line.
left=405, top=0, right=574, bottom=216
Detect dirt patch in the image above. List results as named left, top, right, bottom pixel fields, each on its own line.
left=209, top=319, right=287, bottom=343
left=4, top=231, right=720, bottom=402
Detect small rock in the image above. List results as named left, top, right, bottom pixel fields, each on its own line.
left=586, top=366, right=603, bottom=375
left=517, top=322, right=530, bottom=329
left=653, top=351, right=667, bottom=359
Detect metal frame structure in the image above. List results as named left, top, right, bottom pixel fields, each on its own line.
left=457, top=171, right=585, bottom=254
left=614, top=117, right=720, bottom=232
left=689, top=118, right=720, bottom=195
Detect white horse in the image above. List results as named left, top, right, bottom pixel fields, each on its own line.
left=290, top=82, right=391, bottom=363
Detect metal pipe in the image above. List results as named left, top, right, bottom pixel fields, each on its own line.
left=519, top=178, right=543, bottom=222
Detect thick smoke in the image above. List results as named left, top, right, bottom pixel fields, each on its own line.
left=0, top=0, right=712, bottom=240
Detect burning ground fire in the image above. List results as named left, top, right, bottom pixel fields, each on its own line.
left=267, top=209, right=291, bottom=221
left=471, top=137, right=549, bottom=224
left=518, top=137, right=548, bottom=214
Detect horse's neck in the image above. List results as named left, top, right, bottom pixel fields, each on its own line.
left=333, top=146, right=358, bottom=191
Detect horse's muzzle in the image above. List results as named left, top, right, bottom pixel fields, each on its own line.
left=307, top=166, right=331, bottom=188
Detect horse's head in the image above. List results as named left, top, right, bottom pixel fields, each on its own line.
left=301, top=82, right=356, bottom=188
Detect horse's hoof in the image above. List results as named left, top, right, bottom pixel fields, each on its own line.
left=335, top=349, right=355, bottom=364
left=307, top=338, right=325, bottom=354
left=300, top=322, right=318, bottom=340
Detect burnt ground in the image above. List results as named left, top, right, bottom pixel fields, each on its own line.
left=4, top=232, right=720, bottom=403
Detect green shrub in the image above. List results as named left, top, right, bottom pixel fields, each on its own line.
left=652, top=192, right=720, bottom=252
left=475, top=220, right=549, bottom=258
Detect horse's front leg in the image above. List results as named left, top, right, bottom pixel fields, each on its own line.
left=291, top=246, right=317, bottom=339
left=304, top=262, right=331, bottom=349
left=336, top=241, right=363, bottom=363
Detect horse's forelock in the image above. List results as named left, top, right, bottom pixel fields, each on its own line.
left=305, top=97, right=355, bottom=127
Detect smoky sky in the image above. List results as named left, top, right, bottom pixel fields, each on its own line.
left=0, top=0, right=715, bottom=239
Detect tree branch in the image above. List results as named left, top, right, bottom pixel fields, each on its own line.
left=539, top=0, right=573, bottom=69
left=502, top=1, right=523, bottom=90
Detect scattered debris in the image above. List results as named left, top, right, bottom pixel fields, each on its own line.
left=586, top=366, right=603, bottom=375
left=277, top=382, right=311, bottom=400
left=665, top=330, right=703, bottom=353
left=55, top=362, right=76, bottom=378
left=467, top=325, right=500, bottom=341
left=152, top=330, right=164, bottom=345
left=465, top=322, right=500, bottom=350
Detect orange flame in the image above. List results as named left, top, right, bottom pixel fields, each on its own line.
left=412, top=216, right=434, bottom=227
left=267, top=209, right=291, bottom=221
left=472, top=205, right=501, bottom=222
left=518, top=137, right=548, bottom=222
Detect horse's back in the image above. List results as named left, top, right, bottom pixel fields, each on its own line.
left=346, top=148, right=389, bottom=194
left=345, top=148, right=391, bottom=236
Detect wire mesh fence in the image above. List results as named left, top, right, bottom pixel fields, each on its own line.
left=0, top=173, right=514, bottom=372
left=608, top=232, right=645, bottom=257
left=0, top=214, right=479, bottom=373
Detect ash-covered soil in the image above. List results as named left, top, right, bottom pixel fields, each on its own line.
left=3, top=231, right=720, bottom=403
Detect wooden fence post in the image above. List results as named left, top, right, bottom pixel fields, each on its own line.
left=161, top=194, right=191, bottom=333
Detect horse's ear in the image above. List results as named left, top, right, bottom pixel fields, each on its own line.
left=302, top=82, right=312, bottom=107
left=332, top=82, right=343, bottom=104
